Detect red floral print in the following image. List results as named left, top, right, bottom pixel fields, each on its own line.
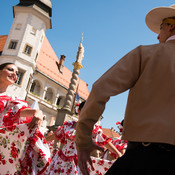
left=10, top=146, right=19, bottom=159
left=44, top=121, right=114, bottom=175
left=0, top=101, right=4, bottom=113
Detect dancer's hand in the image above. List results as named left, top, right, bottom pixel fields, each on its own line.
left=77, top=142, right=104, bottom=175
left=28, top=115, right=42, bottom=129
left=20, top=109, right=43, bottom=129
left=28, top=110, right=43, bottom=129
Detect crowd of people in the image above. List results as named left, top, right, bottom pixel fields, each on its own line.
left=0, top=62, right=126, bottom=174
left=44, top=101, right=125, bottom=175
left=1, top=3, right=175, bottom=175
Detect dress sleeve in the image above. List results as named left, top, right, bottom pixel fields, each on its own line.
left=54, top=125, right=66, bottom=144
left=92, top=125, right=111, bottom=147
left=11, top=97, right=29, bottom=113
left=112, top=136, right=128, bottom=151
left=2, top=96, right=30, bottom=126
left=109, top=137, right=128, bottom=159
left=14, top=98, right=32, bottom=123
left=64, top=121, right=76, bottom=141
left=54, top=121, right=76, bottom=144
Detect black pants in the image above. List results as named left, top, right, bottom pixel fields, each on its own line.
left=105, top=142, right=175, bottom=175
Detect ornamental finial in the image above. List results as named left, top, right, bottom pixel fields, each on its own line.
left=80, top=32, right=83, bottom=43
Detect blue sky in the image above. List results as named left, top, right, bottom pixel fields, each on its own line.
left=1, top=0, right=175, bottom=131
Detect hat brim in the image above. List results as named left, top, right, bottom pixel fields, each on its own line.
left=145, top=6, right=175, bottom=34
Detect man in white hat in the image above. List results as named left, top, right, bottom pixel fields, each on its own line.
left=75, top=4, right=175, bottom=175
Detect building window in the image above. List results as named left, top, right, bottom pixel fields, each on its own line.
left=8, top=40, right=18, bottom=49
left=30, top=80, right=41, bottom=96
left=30, top=27, right=37, bottom=35
left=30, top=81, right=36, bottom=93
left=56, top=97, right=62, bottom=106
left=15, top=69, right=25, bottom=85
left=15, top=23, right=22, bottom=30
left=24, top=44, right=33, bottom=56
left=44, top=88, right=53, bottom=104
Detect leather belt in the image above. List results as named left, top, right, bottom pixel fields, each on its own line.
left=127, top=141, right=175, bottom=151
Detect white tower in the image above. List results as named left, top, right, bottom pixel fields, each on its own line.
left=1, top=0, right=52, bottom=99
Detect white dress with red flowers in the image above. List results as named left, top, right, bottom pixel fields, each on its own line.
left=103, top=135, right=127, bottom=160
left=45, top=121, right=114, bottom=175
left=109, top=136, right=127, bottom=159
left=0, top=95, right=51, bottom=175
left=88, top=125, right=114, bottom=175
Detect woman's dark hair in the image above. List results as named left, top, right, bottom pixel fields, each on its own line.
left=79, top=101, right=86, bottom=111
left=0, top=62, right=15, bottom=70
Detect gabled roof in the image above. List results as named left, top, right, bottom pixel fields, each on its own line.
left=102, top=128, right=120, bottom=138
left=0, top=35, right=89, bottom=99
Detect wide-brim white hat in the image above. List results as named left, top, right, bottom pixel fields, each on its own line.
left=145, top=4, right=175, bottom=34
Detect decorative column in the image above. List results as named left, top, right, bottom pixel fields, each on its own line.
left=42, top=87, right=48, bottom=100
left=25, top=74, right=34, bottom=101
left=54, top=93, right=60, bottom=106
left=54, top=41, right=84, bottom=127
left=62, top=42, right=84, bottom=111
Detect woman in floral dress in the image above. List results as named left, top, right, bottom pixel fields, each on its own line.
left=45, top=102, right=121, bottom=175
left=0, top=62, right=51, bottom=174
left=104, top=120, right=127, bottom=161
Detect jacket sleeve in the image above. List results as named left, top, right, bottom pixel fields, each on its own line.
left=75, top=46, right=142, bottom=151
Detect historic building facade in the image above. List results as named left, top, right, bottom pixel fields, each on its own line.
left=0, top=0, right=89, bottom=126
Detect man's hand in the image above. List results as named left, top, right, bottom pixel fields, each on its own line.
left=77, top=142, right=104, bottom=175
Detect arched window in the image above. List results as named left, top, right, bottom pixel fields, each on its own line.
left=30, top=81, right=36, bottom=93
left=56, top=96, right=62, bottom=106
left=44, top=88, right=53, bottom=103
left=30, top=80, right=41, bottom=96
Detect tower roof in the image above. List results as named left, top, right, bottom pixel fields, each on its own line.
left=17, top=0, right=52, bottom=17
left=40, top=0, right=52, bottom=8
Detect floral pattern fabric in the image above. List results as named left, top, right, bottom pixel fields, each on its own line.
left=92, top=125, right=111, bottom=147
left=105, top=136, right=127, bottom=160
left=88, top=157, right=114, bottom=175
left=0, top=95, right=51, bottom=174
left=0, top=95, right=32, bottom=127
left=112, top=136, right=127, bottom=152
left=45, top=121, right=114, bottom=175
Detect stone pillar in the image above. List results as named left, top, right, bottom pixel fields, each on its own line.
left=54, top=93, right=60, bottom=106
left=42, top=87, right=48, bottom=99
left=62, top=42, right=84, bottom=111
left=54, top=42, right=84, bottom=126
left=27, top=75, right=34, bottom=92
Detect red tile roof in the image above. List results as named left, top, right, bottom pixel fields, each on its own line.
left=37, top=36, right=89, bottom=99
left=0, top=35, right=8, bottom=52
left=0, top=35, right=89, bottom=99
left=102, top=128, right=120, bottom=138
